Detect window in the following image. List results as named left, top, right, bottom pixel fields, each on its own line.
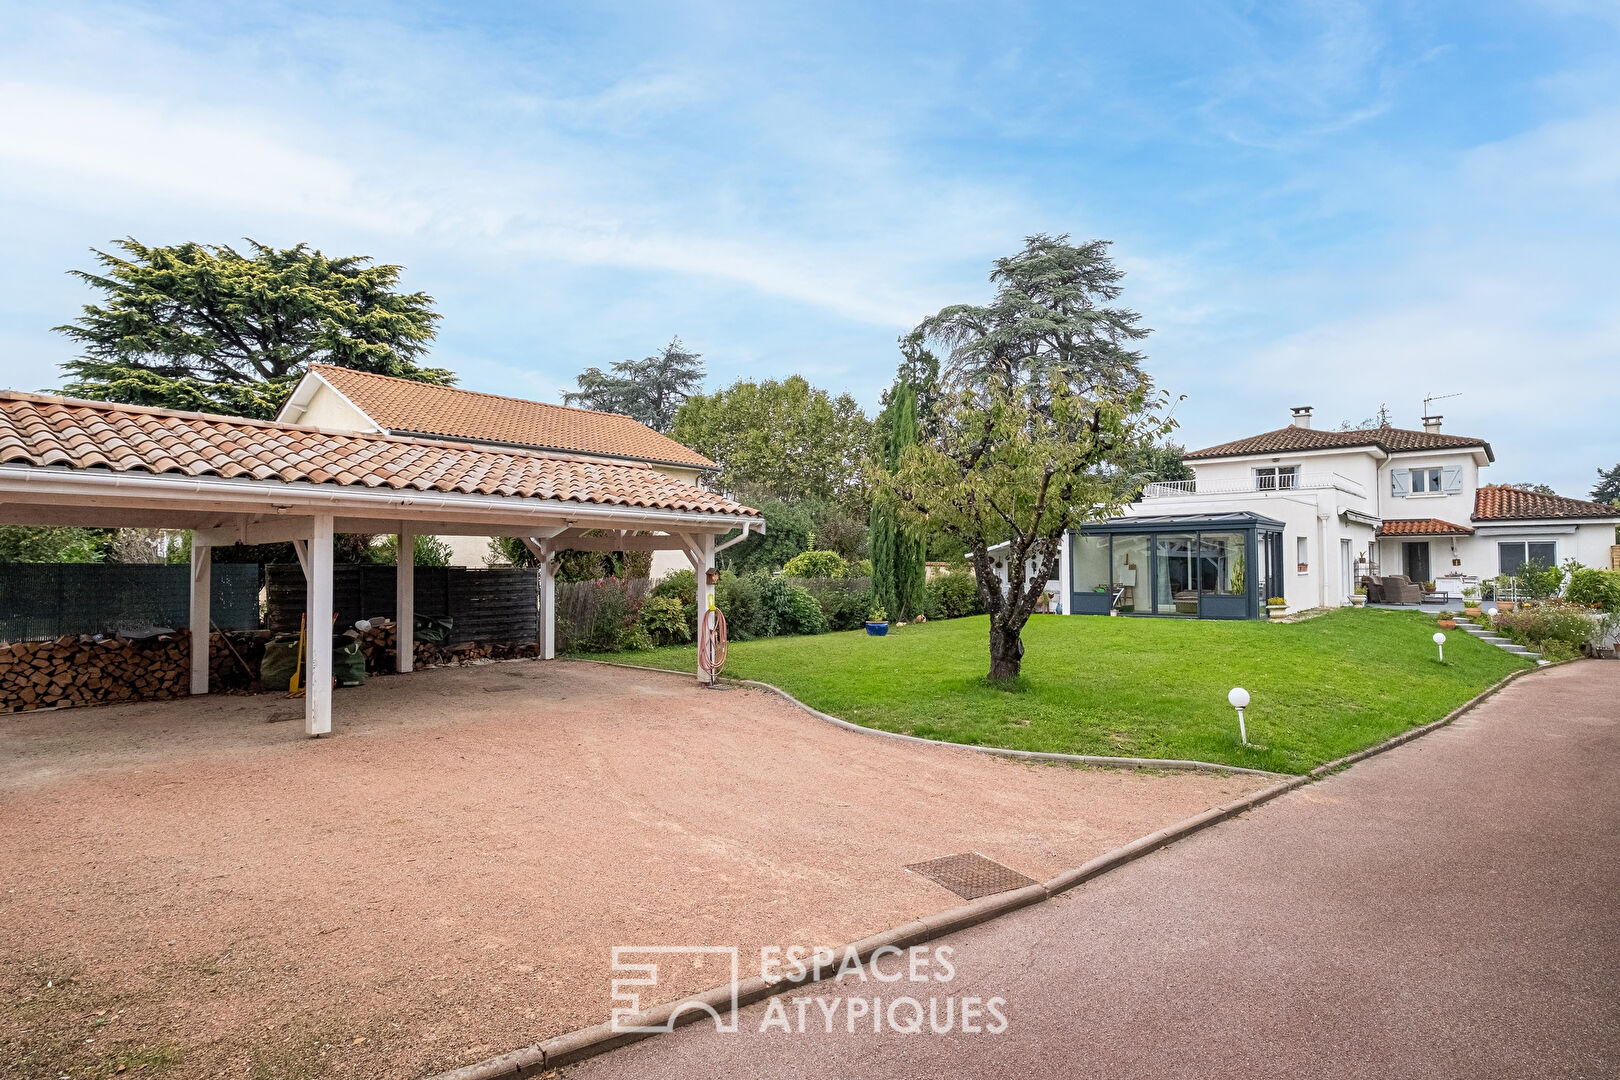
left=1256, top=466, right=1298, bottom=490
left=1296, top=536, right=1309, bottom=571
left=1410, top=467, right=1443, bottom=494
left=1498, top=541, right=1557, bottom=575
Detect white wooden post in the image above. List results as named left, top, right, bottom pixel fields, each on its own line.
left=538, top=542, right=556, bottom=660
left=694, top=532, right=715, bottom=686
left=1057, top=530, right=1072, bottom=616
left=189, top=535, right=211, bottom=695
left=396, top=530, right=414, bottom=673
left=306, top=513, right=334, bottom=737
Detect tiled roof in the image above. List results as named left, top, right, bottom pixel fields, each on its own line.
left=1185, top=424, right=1492, bottom=461
left=1473, top=486, right=1619, bottom=522
left=306, top=365, right=716, bottom=470
left=1377, top=518, right=1474, bottom=537
left=0, top=392, right=757, bottom=518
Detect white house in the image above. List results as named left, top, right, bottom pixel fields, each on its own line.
left=277, top=365, right=716, bottom=575
left=987, top=406, right=1620, bottom=619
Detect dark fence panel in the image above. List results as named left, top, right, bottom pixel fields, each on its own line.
left=0, top=563, right=261, bottom=641
left=265, top=565, right=536, bottom=645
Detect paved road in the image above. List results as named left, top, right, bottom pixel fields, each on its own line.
left=567, top=662, right=1620, bottom=1079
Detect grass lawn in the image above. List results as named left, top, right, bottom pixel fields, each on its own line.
left=586, top=609, right=1533, bottom=774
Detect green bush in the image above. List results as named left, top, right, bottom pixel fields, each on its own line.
left=652, top=568, right=699, bottom=637
left=717, top=571, right=772, bottom=640
left=639, top=595, right=693, bottom=645
left=926, top=571, right=984, bottom=620
left=780, top=549, right=850, bottom=579
left=1566, top=568, right=1620, bottom=612
left=791, top=576, right=873, bottom=631
left=557, top=577, right=650, bottom=652
left=763, top=577, right=829, bottom=635
left=1493, top=600, right=1598, bottom=652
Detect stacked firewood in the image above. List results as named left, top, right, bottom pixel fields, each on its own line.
left=351, top=618, right=540, bottom=672
left=0, top=630, right=272, bottom=712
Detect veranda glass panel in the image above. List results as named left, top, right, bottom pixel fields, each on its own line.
left=1111, top=535, right=1148, bottom=614
left=1197, top=533, right=1246, bottom=594
left=1071, top=534, right=1110, bottom=595
left=1154, top=534, right=1197, bottom=615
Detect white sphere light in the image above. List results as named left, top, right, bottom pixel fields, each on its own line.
left=1433, top=632, right=1446, bottom=645
left=1228, top=687, right=1250, bottom=709
left=1485, top=606, right=1498, bottom=616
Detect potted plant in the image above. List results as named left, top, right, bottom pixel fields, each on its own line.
left=1350, top=586, right=1367, bottom=608
left=865, top=606, right=889, bottom=636
left=1266, top=597, right=1287, bottom=619
left=1422, top=580, right=1437, bottom=595
left=1462, top=586, right=1481, bottom=617
left=1436, top=610, right=1457, bottom=630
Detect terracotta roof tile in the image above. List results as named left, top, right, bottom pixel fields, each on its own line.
left=1473, top=486, right=1619, bottom=522
left=304, top=365, right=716, bottom=470
left=1377, top=518, right=1474, bottom=537
left=0, top=392, right=758, bottom=519
left=1186, top=424, right=1492, bottom=461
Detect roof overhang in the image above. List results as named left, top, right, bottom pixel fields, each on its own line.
left=0, top=464, right=754, bottom=545
left=1187, top=445, right=1388, bottom=466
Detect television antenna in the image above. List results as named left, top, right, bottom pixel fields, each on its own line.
left=1423, top=391, right=1461, bottom=415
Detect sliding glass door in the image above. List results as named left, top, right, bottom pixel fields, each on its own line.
left=1154, top=534, right=1197, bottom=615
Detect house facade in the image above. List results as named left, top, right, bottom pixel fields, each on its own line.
left=987, top=406, right=1620, bottom=619
left=277, top=365, right=717, bottom=573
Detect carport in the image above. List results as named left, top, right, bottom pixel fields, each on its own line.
left=0, top=391, right=760, bottom=735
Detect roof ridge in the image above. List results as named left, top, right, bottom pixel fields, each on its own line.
left=0, top=388, right=654, bottom=472
left=309, top=364, right=639, bottom=423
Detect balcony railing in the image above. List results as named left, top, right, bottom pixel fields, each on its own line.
left=1143, top=472, right=1367, bottom=500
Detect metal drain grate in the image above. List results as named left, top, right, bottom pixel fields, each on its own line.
left=904, top=852, right=1038, bottom=900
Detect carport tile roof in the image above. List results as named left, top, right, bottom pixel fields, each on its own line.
left=0, top=392, right=759, bottom=517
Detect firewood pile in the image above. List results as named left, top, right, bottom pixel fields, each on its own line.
left=0, top=629, right=273, bottom=712
left=352, top=618, right=541, bottom=672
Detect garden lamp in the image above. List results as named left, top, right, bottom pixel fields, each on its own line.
left=1228, top=687, right=1251, bottom=745
left=1433, top=631, right=1446, bottom=662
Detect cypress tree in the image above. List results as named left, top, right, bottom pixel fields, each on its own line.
left=870, top=377, right=927, bottom=621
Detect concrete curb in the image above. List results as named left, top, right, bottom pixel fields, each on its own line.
left=569, top=658, right=1285, bottom=779
left=425, top=660, right=1556, bottom=1080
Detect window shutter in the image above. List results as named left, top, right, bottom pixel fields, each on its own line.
left=1390, top=470, right=1409, bottom=498
left=1442, top=466, right=1463, bottom=495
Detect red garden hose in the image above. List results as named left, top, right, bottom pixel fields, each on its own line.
left=697, top=602, right=727, bottom=683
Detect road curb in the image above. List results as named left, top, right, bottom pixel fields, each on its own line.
left=569, top=658, right=1285, bottom=779
left=425, top=660, right=1555, bottom=1080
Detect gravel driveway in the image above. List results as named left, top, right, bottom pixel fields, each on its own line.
left=1, top=658, right=1266, bottom=1079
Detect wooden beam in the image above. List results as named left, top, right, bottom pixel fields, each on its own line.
left=396, top=530, right=414, bottom=674
left=537, top=541, right=557, bottom=660
left=189, top=537, right=211, bottom=695
left=194, top=516, right=317, bottom=546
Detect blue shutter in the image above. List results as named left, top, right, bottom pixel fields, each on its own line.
left=1390, top=470, right=1409, bottom=498
left=1442, top=466, right=1463, bottom=495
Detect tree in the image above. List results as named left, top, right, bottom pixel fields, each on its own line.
left=1504, top=482, right=1558, bottom=496
left=1123, top=441, right=1193, bottom=500
left=56, top=239, right=452, bottom=419
left=1591, top=463, right=1620, bottom=504
left=487, top=536, right=652, bottom=580
left=887, top=234, right=1173, bottom=683
left=372, top=534, right=453, bottom=567
left=564, top=337, right=705, bottom=432
left=0, top=526, right=108, bottom=562
left=715, top=497, right=814, bottom=573
left=870, top=376, right=928, bottom=620
left=672, top=376, right=874, bottom=511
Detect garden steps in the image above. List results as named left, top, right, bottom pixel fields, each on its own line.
left=1455, top=618, right=1546, bottom=665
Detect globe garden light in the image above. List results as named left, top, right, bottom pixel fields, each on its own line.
left=1228, top=687, right=1251, bottom=745
left=1433, top=631, right=1446, bottom=662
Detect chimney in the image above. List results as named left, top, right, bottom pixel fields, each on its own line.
left=1290, top=405, right=1313, bottom=429
left=1422, top=415, right=1442, bottom=434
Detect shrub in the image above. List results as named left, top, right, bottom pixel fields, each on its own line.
left=790, top=576, right=873, bottom=631
left=1566, top=568, right=1620, bottom=612
left=925, top=571, right=984, bottom=620
left=717, top=571, right=772, bottom=640
left=780, top=549, right=850, bottom=579
left=639, top=595, right=693, bottom=645
left=556, top=577, right=650, bottom=652
left=763, top=577, right=829, bottom=635
left=652, top=568, right=699, bottom=637
left=1492, top=600, right=1599, bottom=653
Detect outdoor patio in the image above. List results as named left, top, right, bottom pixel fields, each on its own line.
left=0, top=658, right=1267, bottom=1079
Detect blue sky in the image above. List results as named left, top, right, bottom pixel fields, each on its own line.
left=1, top=1, right=1616, bottom=494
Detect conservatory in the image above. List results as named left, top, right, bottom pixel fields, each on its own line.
left=1068, top=512, right=1286, bottom=619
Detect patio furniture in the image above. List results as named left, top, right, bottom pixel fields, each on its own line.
left=1378, top=574, right=1424, bottom=605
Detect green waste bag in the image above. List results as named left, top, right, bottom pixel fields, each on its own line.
left=333, top=637, right=366, bottom=688
left=260, top=636, right=301, bottom=691
left=413, top=614, right=453, bottom=644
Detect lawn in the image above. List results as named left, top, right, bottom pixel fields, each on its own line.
left=587, top=609, right=1532, bottom=774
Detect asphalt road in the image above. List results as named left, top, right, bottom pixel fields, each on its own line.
left=566, top=661, right=1620, bottom=1079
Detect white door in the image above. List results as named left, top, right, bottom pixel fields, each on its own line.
left=1340, top=539, right=1353, bottom=602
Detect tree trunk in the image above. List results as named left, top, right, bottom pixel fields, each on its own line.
left=988, top=620, right=1023, bottom=683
